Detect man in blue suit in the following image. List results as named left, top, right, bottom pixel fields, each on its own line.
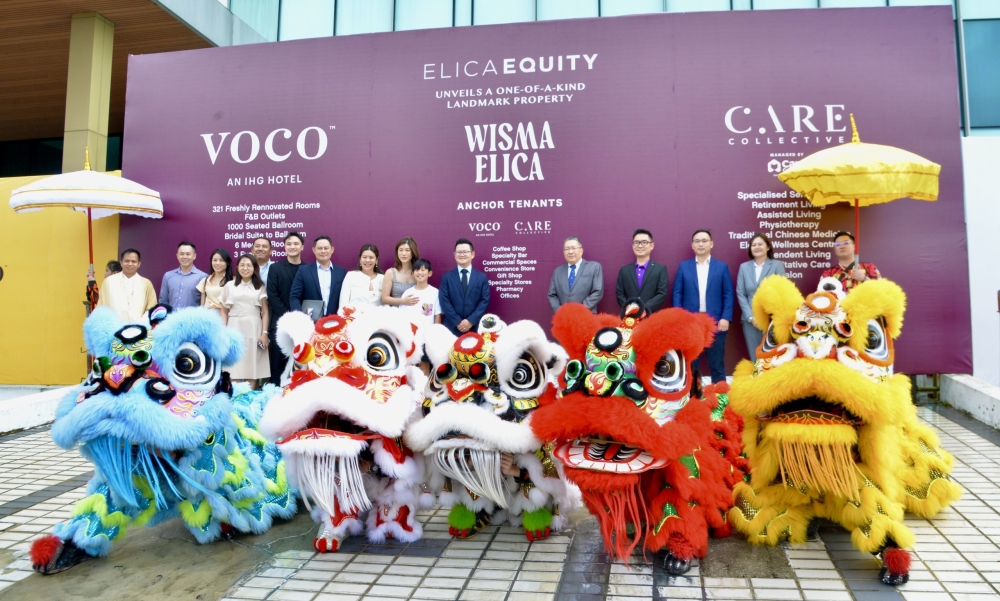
left=672, top=229, right=734, bottom=383
left=439, top=238, right=491, bottom=336
left=290, top=236, right=347, bottom=319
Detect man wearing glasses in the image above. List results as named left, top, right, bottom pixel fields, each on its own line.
left=672, top=229, right=734, bottom=384
left=548, top=236, right=604, bottom=313
left=439, top=238, right=491, bottom=336
left=821, top=231, right=881, bottom=293
left=615, top=229, right=670, bottom=313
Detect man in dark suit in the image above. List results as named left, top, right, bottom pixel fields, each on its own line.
left=439, top=238, right=491, bottom=336
left=290, top=235, right=347, bottom=319
left=267, top=231, right=305, bottom=385
left=548, top=236, right=604, bottom=313
left=672, top=229, right=734, bottom=383
left=615, top=229, right=669, bottom=313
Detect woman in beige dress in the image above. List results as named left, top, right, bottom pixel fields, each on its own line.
left=221, top=254, right=270, bottom=387
left=197, top=249, right=232, bottom=316
left=381, top=237, right=420, bottom=309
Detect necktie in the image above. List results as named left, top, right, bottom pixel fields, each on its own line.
left=568, top=264, right=577, bottom=290
left=461, top=269, right=469, bottom=294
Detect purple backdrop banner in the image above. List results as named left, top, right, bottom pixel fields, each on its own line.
left=121, top=6, right=970, bottom=374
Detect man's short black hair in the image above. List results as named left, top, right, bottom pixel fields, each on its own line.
left=692, top=229, right=713, bottom=241
left=313, top=235, right=332, bottom=247
left=106, top=260, right=122, bottom=273
left=413, top=258, right=433, bottom=271
left=284, top=231, right=305, bottom=244
left=177, top=241, right=196, bottom=251
left=120, top=248, right=141, bottom=261
left=252, top=236, right=271, bottom=247
left=632, top=229, right=653, bottom=241
left=455, top=238, right=475, bottom=251
left=833, top=231, right=855, bottom=243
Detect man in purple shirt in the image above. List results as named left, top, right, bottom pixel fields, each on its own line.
left=159, top=241, right=206, bottom=309
left=615, top=229, right=670, bottom=312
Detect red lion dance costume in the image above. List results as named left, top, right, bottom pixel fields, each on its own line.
left=530, top=301, right=746, bottom=574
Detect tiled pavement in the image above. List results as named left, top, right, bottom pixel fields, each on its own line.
left=2, top=406, right=1000, bottom=600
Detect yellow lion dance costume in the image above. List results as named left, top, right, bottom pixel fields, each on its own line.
left=729, top=276, right=961, bottom=585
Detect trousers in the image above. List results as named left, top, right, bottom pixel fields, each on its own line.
left=693, top=330, right=727, bottom=383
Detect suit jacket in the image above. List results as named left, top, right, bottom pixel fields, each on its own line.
left=438, top=266, right=491, bottom=336
left=548, top=259, right=604, bottom=313
left=736, top=259, right=786, bottom=323
left=266, top=260, right=303, bottom=330
left=615, top=261, right=669, bottom=312
left=672, top=257, right=734, bottom=323
left=289, top=261, right=347, bottom=318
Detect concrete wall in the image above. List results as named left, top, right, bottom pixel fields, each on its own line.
left=963, top=137, right=1000, bottom=386
left=942, top=373, right=1000, bottom=430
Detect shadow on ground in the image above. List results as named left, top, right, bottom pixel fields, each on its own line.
left=3, top=511, right=318, bottom=601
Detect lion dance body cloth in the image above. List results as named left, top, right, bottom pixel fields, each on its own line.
left=729, top=277, right=962, bottom=585
left=404, top=316, right=577, bottom=542
left=530, top=302, right=747, bottom=574
left=258, top=306, right=427, bottom=553
left=30, top=306, right=296, bottom=574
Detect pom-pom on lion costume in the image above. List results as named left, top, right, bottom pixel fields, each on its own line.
left=30, top=306, right=296, bottom=574
left=403, top=316, right=576, bottom=542
left=258, top=306, right=426, bottom=553
left=729, top=276, right=962, bottom=585
left=530, top=301, right=747, bottom=574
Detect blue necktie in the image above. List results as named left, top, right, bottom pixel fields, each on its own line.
left=568, top=264, right=577, bottom=290
left=461, top=269, right=469, bottom=294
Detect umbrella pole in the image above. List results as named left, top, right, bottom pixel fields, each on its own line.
left=854, top=198, right=860, bottom=266
left=87, top=207, right=94, bottom=270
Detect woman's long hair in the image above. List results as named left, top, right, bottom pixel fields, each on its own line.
left=394, top=237, right=419, bottom=271
left=236, top=254, right=265, bottom=290
left=209, top=249, right=234, bottom=286
left=357, top=244, right=383, bottom=274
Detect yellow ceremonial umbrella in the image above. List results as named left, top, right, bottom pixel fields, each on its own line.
left=777, top=114, right=940, bottom=264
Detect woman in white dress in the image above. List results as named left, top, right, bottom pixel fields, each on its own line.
left=197, top=249, right=232, bottom=316
left=221, top=254, right=270, bottom=387
left=339, top=244, right=384, bottom=311
left=381, top=237, right=420, bottom=309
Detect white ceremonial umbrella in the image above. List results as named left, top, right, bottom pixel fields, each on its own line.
left=9, top=149, right=163, bottom=270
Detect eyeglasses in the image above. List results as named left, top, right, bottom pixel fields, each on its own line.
left=632, top=240, right=651, bottom=247
left=455, top=250, right=472, bottom=255
left=833, top=241, right=853, bottom=247
left=563, top=246, right=581, bottom=251
left=692, top=238, right=711, bottom=244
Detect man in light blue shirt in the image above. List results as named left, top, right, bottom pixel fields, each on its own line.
left=253, top=237, right=274, bottom=285
left=159, top=241, right=206, bottom=309
left=317, top=261, right=332, bottom=313
left=290, top=236, right=347, bottom=318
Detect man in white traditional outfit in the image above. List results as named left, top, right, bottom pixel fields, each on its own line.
left=98, top=248, right=158, bottom=321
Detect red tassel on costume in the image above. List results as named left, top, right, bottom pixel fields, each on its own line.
left=883, top=547, right=911, bottom=576
left=580, top=484, right=649, bottom=563
left=30, top=535, right=62, bottom=567
left=667, top=532, right=696, bottom=561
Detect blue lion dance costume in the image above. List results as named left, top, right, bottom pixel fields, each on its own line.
left=30, top=305, right=296, bottom=574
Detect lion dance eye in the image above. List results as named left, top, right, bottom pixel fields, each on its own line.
left=508, top=352, right=542, bottom=392
left=172, top=343, right=217, bottom=387
left=604, top=361, right=625, bottom=382
left=650, top=349, right=686, bottom=394
left=565, top=360, right=583, bottom=382
left=864, top=318, right=889, bottom=361
left=761, top=321, right=778, bottom=353
left=365, top=333, right=399, bottom=371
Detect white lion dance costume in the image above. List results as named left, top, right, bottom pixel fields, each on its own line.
left=259, top=307, right=426, bottom=552
left=404, top=316, right=576, bottom=541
